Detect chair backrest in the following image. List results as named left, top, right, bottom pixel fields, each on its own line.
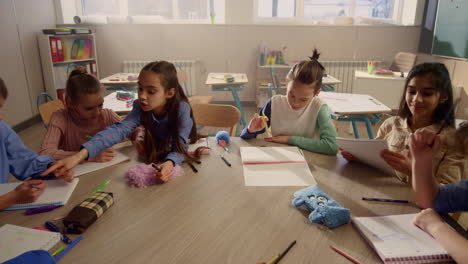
left=191, top=104, right=241, bottom=136
left=38, top=100, right=65, bottom=126
left=390, top=52, right=417, bottom=73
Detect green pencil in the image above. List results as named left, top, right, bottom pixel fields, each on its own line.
left=89, top=179, right=111, bottom=196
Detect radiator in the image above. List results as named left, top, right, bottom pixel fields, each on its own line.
left=321, top=60, right=381, bottom=93
left=122, top=60, right=198, bottom=96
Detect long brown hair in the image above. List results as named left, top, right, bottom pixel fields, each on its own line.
left=286, top=48, right=325, bottom=93
left=139, top=61, right=201, bottom=165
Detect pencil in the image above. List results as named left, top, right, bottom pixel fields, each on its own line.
left=261, top=110, right=272, bottom=137
left=266, top=254, right=280, bottom=264
left=188, top=163, right=198, bottom=173
left=272, top=240, right=296, bottom=264
left=361, top=197, right=409, bottom=204
left=221, top=155, right=231, bottom=167
left=330, top=245, right=363, bottom=264
left=151, top=163, right=162, bottom=172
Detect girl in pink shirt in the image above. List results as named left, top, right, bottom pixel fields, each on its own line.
left=39, top=67, right=121, bottom=162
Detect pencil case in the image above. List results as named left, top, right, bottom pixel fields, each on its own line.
left=63, top=192, right=114, bottom=234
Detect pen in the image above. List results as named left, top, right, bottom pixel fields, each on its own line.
left=188, top=163, right=198, bottom=173
left=220, top=155, right=231, bottom=167
left=45, top=221, right=73, bottom=244
left=25, top=205, right=62, bottom=216
left=273, top=240, right=296, bottom=264
left=330, top=245, right=363, bottom=264
left=362, top=197, right=409, bottom=203
left=151, top=163, right=162, bottom=172
left=89, top=179, right=111, bottom=196
left=54, top=236, right=83, bottom=261
left=51, top=246, right=65, bottom=257
left=24, top=177, right=41, bottom=189
left=266, top=254, right=280, bottom=264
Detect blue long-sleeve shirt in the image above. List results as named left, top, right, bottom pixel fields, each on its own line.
left=0, top=121, right=54, bottom=183
left=240, top=99, right=338, bottom=155
left=433, top=180, right=468, bottom=213
left=82, top=100, right=193, bottom=165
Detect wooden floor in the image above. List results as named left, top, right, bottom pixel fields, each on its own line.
left=16, top=102, right=467, bottom=229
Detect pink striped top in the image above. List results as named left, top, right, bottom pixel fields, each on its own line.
left=39, top=108, right=121, bottom=160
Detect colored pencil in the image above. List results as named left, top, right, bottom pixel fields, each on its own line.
left=330, top=245, right=363, bottom=264
left=362, top=197, right=409, bottom=204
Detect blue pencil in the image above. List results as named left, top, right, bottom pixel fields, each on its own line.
left=54, top=236, right=83, bottom=261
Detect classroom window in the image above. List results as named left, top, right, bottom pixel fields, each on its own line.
left=79, top=0, right=224, bottom=23
left=82, top=0, right=120, bottom=16
left=256, top=0, right=397, bottom=23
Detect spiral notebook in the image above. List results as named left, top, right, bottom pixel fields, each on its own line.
left=0, top=224, right=61, bottom=262
left=352, top=214, right=452, bottom=263
left=0, top=178, right=79, bottom=211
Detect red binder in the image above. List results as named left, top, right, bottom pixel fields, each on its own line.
left=56, top=38, right=64, bottom=61
left=49, top=38, right=59, bottom=62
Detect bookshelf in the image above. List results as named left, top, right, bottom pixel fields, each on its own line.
left=255, top=64, right=290, bottom=108
left=38, top=33, right=99, bottom=103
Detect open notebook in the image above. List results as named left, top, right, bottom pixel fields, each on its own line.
left=353, top=214, right=452, bottom=264
left=0, top=224, right=61, bottom=263
left=337, top=137, right=396, bottom=176
left=0, top=178, right=79, bottom=211
left=74, top=150, right=130, bottom=177
left=240, top=147, right=316, bottom=186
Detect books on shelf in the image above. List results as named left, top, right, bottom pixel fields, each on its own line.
left=48, top=36, right=92, bottom=63
left=42, top=27, right=92, bottom=35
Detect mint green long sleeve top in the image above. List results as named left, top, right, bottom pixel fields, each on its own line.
left=240, top=99, right=338, bottom=155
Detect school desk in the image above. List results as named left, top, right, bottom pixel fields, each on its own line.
left=103, top=92, right=136, bottom=115
left=353, top=70, right=406, bottom=110
left=100, top=73, right=138, bottom=91
left=0, top=138, right=419, bottom=264
left=206, top=73, right=248, bottom=133
left=319, top=92, right=392, bottom=139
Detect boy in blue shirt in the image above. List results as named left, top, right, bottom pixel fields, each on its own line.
left=0, top=78, right=73, bottom=210
left=410, top=121, right=468, bottom=263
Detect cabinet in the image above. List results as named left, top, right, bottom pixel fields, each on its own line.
left=38, top=33, right=99, bottom=102
left=255, top=64, right=290, bottom=108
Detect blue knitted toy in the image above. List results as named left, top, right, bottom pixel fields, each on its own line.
left=292, top=185, right=350, bottom=228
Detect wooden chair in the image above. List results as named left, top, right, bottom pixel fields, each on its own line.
left=390, top=52, right=417, bottom=73
left=37, top=93, right=65, bottom=127
left=191, top=104, right=241, bottom=137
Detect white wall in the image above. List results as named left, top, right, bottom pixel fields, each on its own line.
left=93, top=24, right=421, bottom=101
left=0, top=0, right=56, bottom=126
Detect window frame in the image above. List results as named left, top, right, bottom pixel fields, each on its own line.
left=253, top=0, right=404, bottom=25
left=67, top=0, right=224, bottom=25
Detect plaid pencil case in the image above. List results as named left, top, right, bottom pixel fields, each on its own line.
left=63, top=192, right=114, bottom=234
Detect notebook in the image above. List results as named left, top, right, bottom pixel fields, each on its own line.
left=188, top=138, right=210, bottom=155
left=0, top=224, right=61, bottom=262
left=0, top=178, right=79, bottom=211
left=240, top=147, right=316, bottom=186
left=352, top=214, right=452, bottom=263
left=336, top=137, right=396, bottom=176
left=74, top=150, right=130, bottom=177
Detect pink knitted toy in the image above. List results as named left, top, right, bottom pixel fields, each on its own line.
left=125, top=164, right=184, bottom=187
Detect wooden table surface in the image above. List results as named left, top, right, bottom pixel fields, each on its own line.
left=0, top=138, right=419, bottom=264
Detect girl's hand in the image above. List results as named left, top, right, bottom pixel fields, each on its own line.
left=247, top=113, right=266, bottom=133
left=381, top=149, right=411, bottom=176
left=41, top=149, right=87, bottom=180
left=154, top=161, right=174, bottom=182
left=413, top=208, right=446, bottom=236
left=89, top=148, right=115, bottom=162
left=409, top=130, right=441, bottom=161
left=13, top=180, right=46, bottom=204
left=264, top=135, right=289, bottom=144
left=340, top=148, right=358, bottom=162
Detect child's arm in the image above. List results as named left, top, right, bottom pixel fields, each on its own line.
left=82, top=101, right=141, bottom=160
left=0, top=180, right=46, bottom=210
left=1, top=122, right=54, bottom=180
left=288, top=104, right=339, bottom=155
left=409, top=130, right=440, bottom=208
left=413, top=208, right=468, bottom=263
left=240, top=100, right=271, bottom=139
